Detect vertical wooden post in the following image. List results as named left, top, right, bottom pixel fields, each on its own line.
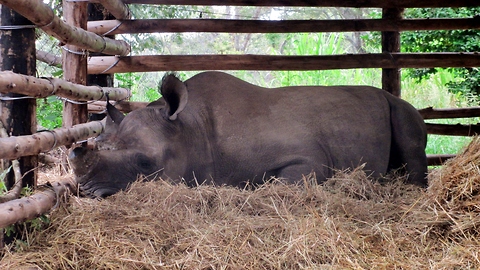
left=0, top=6, right=37, bottom=189
left=62, top=0, right=88, bottom=128
left=88, top=3, right=114, bottom=89
left=381, top=8, right=404, bottom=97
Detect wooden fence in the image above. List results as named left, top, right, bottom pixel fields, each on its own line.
left=0, top=0, right=479, bottom=231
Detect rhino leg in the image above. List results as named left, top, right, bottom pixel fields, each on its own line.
left=387, top=96, right=428, bottom=187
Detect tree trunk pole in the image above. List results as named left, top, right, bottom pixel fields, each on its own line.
left=0, top=6, right=37, bottom=188
left=381, top=8, right=404, bottom=97
left=87, top=3, right=115, bottom=89
left=62, top=0, right=88, bottom=128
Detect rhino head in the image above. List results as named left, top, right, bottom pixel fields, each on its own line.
left=69, top=74, right=192, bottom=197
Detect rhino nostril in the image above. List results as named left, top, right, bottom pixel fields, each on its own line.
left=69, top=147, right=89, bottom=160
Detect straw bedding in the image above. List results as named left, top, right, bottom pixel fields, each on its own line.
left=2, top=138, right=480, bottom=269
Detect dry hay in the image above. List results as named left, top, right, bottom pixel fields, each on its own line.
left=2, top=139, right=480, bottom=269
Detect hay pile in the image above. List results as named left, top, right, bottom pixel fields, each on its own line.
left=2, top=139, right=480, bottom=269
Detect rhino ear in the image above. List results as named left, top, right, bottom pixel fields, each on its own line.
left=102, top=95, right=124, bottom=135
left=160, top=73, right=188, bottom=120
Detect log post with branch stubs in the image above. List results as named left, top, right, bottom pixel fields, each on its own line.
left=0, top=5, right=37, bottom=191
left=0, top=71, right=130, bottom=101
left=0, top=0, right=130, bottom=56
left=0, top=121, right=105, bottom=160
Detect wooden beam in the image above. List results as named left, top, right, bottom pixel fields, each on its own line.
left=0, top=0, right=130, bottom=56
left=88, top=17, right=480, bottom=35
left=427, top=154, right=456, bottom=166
left=0, top=121, right=104, bottom=160
left=419, top=107, right=480, bottom=120
left=122, top=0, right=480, bottom=8
left=87, top=53, right=480, bottom=74
left=0, top=71, right=130, bottom=101
left=92, top=0, right=130, bottom=20
left=426, top=123, right=480, bottom=136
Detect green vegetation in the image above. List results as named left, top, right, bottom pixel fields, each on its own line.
left=402, top=7, right=480, bottom=100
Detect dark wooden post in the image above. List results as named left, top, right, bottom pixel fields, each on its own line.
left=381, top=8, right=404, bottom=97
left=87, top=3, right=114, bottom=89
left=62, top=0, right=88, bottom=128
left=0, top=6, right=37, bottom=189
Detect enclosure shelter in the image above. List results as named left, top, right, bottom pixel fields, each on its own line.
left=0, top=0, right=479, bottom=248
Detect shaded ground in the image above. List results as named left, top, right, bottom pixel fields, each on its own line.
left=2, top=138, right=480, bottom=269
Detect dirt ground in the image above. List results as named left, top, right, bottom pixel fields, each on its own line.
left=2, top=138, right=480, bottom=269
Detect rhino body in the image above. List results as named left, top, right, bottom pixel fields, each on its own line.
left=70, top=71, right=428, bottom=197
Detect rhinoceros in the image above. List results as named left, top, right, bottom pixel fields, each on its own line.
left=69, top=71, right=428, bottom=197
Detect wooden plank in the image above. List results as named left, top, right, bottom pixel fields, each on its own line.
left=87, top=53, right=480, bottom=74
left=381, top=8, right=403, bottom=96
left=88, top=17, right=480, bottom=35
left=426, top=123, right=480, bottom=136
left=427, top=154, right=456, bottom=166
left=419, top=107, right=480, bottom=120
left=122, top=0, right=480, bottom=8
left=0, top=121, right=105, bottom=160
left=0, top=0, right=130, bottom=56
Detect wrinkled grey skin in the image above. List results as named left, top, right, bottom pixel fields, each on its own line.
left=70, top=71, right=428, bottom=197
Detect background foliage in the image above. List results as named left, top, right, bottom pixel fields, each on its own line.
left=402, top=8, right=480, bottom=102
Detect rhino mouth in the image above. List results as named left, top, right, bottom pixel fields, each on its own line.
left=78, top=179, right=122, bottom=198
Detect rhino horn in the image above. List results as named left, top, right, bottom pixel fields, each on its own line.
left=106, top=93, right=125, bottom=125
left=160, top=73, right=188, bottom=121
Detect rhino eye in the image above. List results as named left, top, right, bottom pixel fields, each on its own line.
left=135, top=154, right=155, bottom=172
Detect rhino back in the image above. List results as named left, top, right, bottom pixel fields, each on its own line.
left=182, top=72, right=393, bottom=183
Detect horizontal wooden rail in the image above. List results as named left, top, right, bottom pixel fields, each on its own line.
left=419, top=107, right=480, bottom=120
left=426, top=123, right=480, bottom=136
left=0, top=0, right=130, bottom=56
left=87, top=53, right=480, bottom=74
left=427, top=154, right=456, bottom=166
left=0, top=71, right=130, bottom=101
left=88, top=17, right=480, bottom=35
left=122, top=0, right=480, bottom=8
left=0, top=177, right=77, bottom=228
left=0, top=121, right=104, bottom=160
